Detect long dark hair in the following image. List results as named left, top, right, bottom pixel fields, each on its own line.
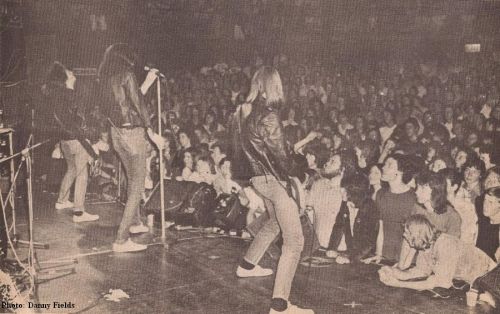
left=416, top=171, right=448, bottom=214
left=97, top=43, right=138, bottom=79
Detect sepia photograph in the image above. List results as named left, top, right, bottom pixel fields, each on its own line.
left=0, top=0, right=499, bottom=313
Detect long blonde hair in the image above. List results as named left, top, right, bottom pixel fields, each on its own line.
left=246, top=66, right=284, bottom=107
left=403, top=214, right=440, bottom=250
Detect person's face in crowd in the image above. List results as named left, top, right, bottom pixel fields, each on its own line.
left=383, top=111, right=394, bottom=126
left=196, top=160, right=210, bottom=174
left=220, top=160, right=232, bottom=179
left=355, top=117, right=364, bottom=131
left=321, top=136, right=332, bottom=149
left=179, top=132, right=191, bottom=148
left=455, top=150, right=468, bottom=169
left=426, top=147, right=436, bottom=162
left=368, top=129, right=380, bottom=143
left=466, top=132, right=479, bottom=147
left=211, top=147, right=222, bottom=164
left=423, top=112, right=433, bottom=126
left=369, top=165, right=382, bottom=186
left=163, top=139, right=170, bottom=156
left=183, top=152, right=193, bottom=169
left=300, top=118, right=308, bottom=132
left=465, top=104, right=475, bottom=116
left=415, top=183, right=432, bottom=207
left=65, top=69, right=76, bottom=90
left=464, top=166, right=481, bottom=187
left=329, top=109, right=338, bottom=122
left=480, top=152, right=492, bottom=167
left=381, top=157, right=401, bottom=183
left=287, top=108, right=296, bottom=121
left=365, top=110, right=375, bottom=122
left=306, top=108, right=315, bottom=118
left=444, top=107, right=454, bottom=122
left=100, top=131, right=109, bottom=143
left=205, top=113, right=215, bottom=125
left=333, top=134, right=342, bottom=150
left=405, top=122, right=418, bottom=139
left=306, top=153, right=317, bottom=169
left=431, top=159, right=447, bottom=173
left=485, top=120, right=495, bottom=132
left=307, top=90, right=315, bottom=100
left=453, top=122, right=464, bottom=139
left=323, top=154, right=342, bottom=176
left=338, top=114, right=348, bottom=125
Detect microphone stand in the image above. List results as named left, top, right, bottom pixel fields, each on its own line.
left=155, top=75, right=166, bottom=241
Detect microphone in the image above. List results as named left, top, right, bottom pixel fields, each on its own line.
left=144, top=66, right=165, bottom=78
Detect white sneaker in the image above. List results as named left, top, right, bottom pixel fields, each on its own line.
left=112, top=239, right=147, bottom=253
left=269, top=303, right=314, bottom=314
left=236, top=265, right=273, bottom=278
left=73, top=212, right=99, bottom=223
left=129, top=223, right=149, bottom=234
left=55, top=201, right=74, bottom=210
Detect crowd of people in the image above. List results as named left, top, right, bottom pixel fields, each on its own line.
left=43, top=49, right=500, bottom=312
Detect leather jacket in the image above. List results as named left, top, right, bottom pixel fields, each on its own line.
left=46, top=82, right=85, bottom=141
left=101, top=70, right=151, bottom=128
left=234, top=103, right=290, bottom=182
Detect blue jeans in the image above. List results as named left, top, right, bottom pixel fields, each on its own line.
left=244, top=176, right=304, bottom=300
left=111, top=127, right=147, bottom=244
left=58, top=140, right=90, bottom=211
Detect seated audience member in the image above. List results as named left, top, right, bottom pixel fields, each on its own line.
left=379, top=215, right=496, bottom=296
left=328, top=174, right=379, bottom=263
left=213, top=158, right=240, bottom=195
left=171, top=129, right=195, bottom=175
left=477, top=166, right=500, bottom=261
left=176, top=147, right=197, bottom=181
left=451, top=157, right=484, bottom=244
left=213, top=158, right=265, bottom=226
left=305, top=153, right=344, bottom=258
left=187, top=154, right=216, bottom=185
left=368, top=165, right=383, bottom=201
left=398, top=172, right=462, bottom=270
left=479, top=144, right=499, bottom=171
left=364, top=153, right=417, bottom=264
left=210, top=142, right=227, bottom=173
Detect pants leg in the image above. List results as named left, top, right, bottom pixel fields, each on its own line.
left=244, top=177, right=304, bottom=300
left=57, top=140, right=77, bottom=204
left=111, top=128, right=147, bottom=244
left=72, top=142, right=90, bottom=211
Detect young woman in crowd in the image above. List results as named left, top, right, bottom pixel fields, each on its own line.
left=379, top=215, right=496, bottom=293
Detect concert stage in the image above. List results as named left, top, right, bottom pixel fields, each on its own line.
left=6, top=184, right=496, bottom=314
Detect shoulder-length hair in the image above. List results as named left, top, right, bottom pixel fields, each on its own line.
left=404, top=214, right=440, bottom=250
left=416, top=171, right=448, bottom=214
left=246, top=66, right=284, bottom=108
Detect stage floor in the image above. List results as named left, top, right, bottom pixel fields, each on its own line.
left=6, top=186, right=496, bottom=314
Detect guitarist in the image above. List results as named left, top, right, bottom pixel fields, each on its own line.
left=45, top=61, right=100, bottom=223
left=233, top=66, right=313, bottom=314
